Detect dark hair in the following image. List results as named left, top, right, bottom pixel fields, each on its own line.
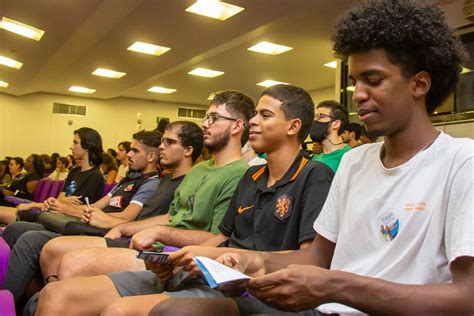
left=107, top=148, right=117, bottom=158
left=332, top=0, right=466, bottom=113
left=210, top=91, right=256, bottom=146
left=50, top=153, right=60, bottom=170
left=261, top=84, right=315, bottom=143
left=74, top=127, right=104, bottom=167
left=58, top=157, right=69, bottom=166
left=41, top=154, right=51, bottom=165
left=118, top=141, right=131, bottom=153
left=345, top=122, right=363, bottom=140
left=29, top=154, right=45, bottom=178
left=11, top=157, right=24, bottom=169
left=167, top=121, right=204, bottom=163
left=101, top=152, right=118, bottom=171
left=132, top=130, right=162, bottom=150
left=156, top=118, right=170, bottom=134
left=317, top=100, right=349, bottom=136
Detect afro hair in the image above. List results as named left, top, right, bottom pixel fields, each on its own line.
left=332, top=0, right=467, bottom=113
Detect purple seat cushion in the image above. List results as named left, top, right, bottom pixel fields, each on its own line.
left=0, top=290, right=15, bottom=315
left=0, top=237, right=11, bottom=289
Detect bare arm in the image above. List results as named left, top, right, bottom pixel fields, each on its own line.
left=247, top=257, right=474, bottom=315
left=84, top=203, right=143, bottom=229
left=104, top=214, right=171, bottom=239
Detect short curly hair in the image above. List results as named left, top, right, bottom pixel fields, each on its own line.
left=333, top=0, right=466, bottom=113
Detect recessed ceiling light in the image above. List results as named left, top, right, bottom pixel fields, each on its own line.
left=185, top=0, right=244, bottom=21
left=324, top=61, right=338, bottom=69
left=461, top=67, right=472, bottom=74
left=92, top=68, right=126, bottom=79
left=247, top=41, right=293, bottom=55
left=0, top=80, right=9, bottom=88
left=69, top=86, right=96, bottom=94
left=0, top=17, right=45, bottom=41
left=256, top=80, right=289, bottom=87
left=147, top=86, right=176, bottom=94
left=207, top=93, right=216, bottom=100
left=0, top=56, right=23, bottom=69
left=188, top=68, right=224, bottom=78
left=127, top=42, right=171, bottom=56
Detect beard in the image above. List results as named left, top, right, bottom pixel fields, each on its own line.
left=205, top=127, right=231, bottom=153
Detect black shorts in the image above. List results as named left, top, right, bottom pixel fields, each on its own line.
left=105, top=237, right=131, bottom=248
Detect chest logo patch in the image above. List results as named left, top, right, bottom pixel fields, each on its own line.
left=274, top=194, right=292, bottom=221
left=380, top=212, right=399, bottom=241
left=237, top=205, right=254, bottom=214
left=110, top=195, right=123, bottom=208
left=124, top=184, right=135, bottom=192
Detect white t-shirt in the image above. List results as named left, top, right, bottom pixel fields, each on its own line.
left=314, top=132, right=473, bottom=314
left=47, top=170, right=69, bottom=181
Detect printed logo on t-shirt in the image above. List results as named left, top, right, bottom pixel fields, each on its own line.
left=380, top=212, right=399, bottom=241
left=274, top=194, right=292, bottom=221
left=109, top=195, right=123, bottom=208
left=404, top=202, right=426, bottom=212
left=124, top=184, right=135, bottom=192
left=237, top=205, right=254, bottom=214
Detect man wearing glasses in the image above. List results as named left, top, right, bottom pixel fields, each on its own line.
left=34, top=91, right=255, bottom=315
left=309, top=100, right=351, bottom=173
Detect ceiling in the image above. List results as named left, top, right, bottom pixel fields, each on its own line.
left=0, top=0, right=458, bottom=106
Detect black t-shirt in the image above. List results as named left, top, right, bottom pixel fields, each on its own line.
left=137, top=173, right=185, bottom=220
left=62, top=166, right=104, bottom=203
left=219, top=151, right=334, bottom=251
left=6, top=172, right=40, bottom=200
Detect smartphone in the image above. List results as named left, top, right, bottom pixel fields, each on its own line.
left=136, top=251, right=169, bottom=264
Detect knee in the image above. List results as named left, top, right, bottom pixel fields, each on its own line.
left=37, top=282, right=69, bottom=313
left=40, top=239, right=61, bottom=268
left=101, top=300, right=131, bottom=316
left=57, top=250, right=81, bottom=280
left=149, top=299, right=176, bottom=316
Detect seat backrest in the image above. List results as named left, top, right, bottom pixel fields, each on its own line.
left=49, top=180, right=65, bottom=198
left=102, top=183, right=116, bottom=197
left=0, top=238, right=11, bottom=289
left=32, top=179, right=53, bottom=202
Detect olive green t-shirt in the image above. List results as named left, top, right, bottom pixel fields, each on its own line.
left=166, top=159, right=248, bottom=234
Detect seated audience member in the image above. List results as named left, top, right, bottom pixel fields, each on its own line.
left=2, top=127, right=105, bottom=249
left=106, top=148, right=117, bottom=160
left=66, top=154, right=74, bottom=170
left=154, top=1, right=474, bottom=315
left=47, top=157, right=69, bottom=181
left=3, top=130, right=162, bottom=304
left=0, top=159, right=12, bottom=185
left=241, top=141, right=266, bottom=166
left=311, top=141, right=323, bottom=155
left=41, top=154, right=52, bottom=173
left=310, top=100, right=351, bottom=173
left=33, top=90, right=255, bottom=315
left=341, top=122, right=363, bottom=148
left=63, top=84, right=334, bottom=316
left=0, top=155, right=45, bottom=223
left=360, top=124, right=377, bottom=144
left=49, top=153, right=60, bottom=174
left=115, top=141, right=131, bottom=183
left=101, top=152, right=118, bottom=184
left=39, top=121, right=203, bottom=283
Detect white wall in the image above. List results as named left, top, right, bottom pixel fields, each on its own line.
left=0, top=92, right=207, bottom=158
left=309, top=86, right=336, bottom=105
left=435, top=121, right=474, bottom=138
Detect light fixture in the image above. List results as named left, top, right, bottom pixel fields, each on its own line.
left=69, top=86, right=96, bottom=94
left=247, top=41, right=293, bottom=55
left=461, top=67, right=472, bottom=74
left=127, top=42, right=170, bottom=56
left=188, top=68, right=224, bottom=78
left=0, top=80, right=9, bottom=88
left=324, top=61, right=338, bottom=69
left=0, top=56, right=23, bottom=69
left=207, top=93, right=216, bottom=100
left=92, top=68, right=126, bottom=79
left=147, top=86, right=176, bottom=94
left=0, top=17, right=45, bottom=41
left=185, top=0, right=244, bottom=21
left=256, top=80, right=289, bottom=87
left=346, top=86, right=355, bottom=92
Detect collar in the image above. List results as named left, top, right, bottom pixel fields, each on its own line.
left=251, top=150, right=309, bottom=191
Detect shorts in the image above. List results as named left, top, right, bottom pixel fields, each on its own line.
left=105, top=238, right=131, bottom=248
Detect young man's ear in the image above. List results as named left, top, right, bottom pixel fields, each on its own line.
left=183, top=146, right=194, bottom=159
left=287, top=118, right=302, bottom=137
left=230, top=119, right=246, bottom=136
left=331, top=119, right=342, bottom=132
left=412, top=71, right=431, bottom=98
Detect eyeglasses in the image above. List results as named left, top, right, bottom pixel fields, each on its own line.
left=161, top=137, right=183, bottom=147
left=202, top=113, right=239, bottom=126
left=315, top=113, right=337, bottom=121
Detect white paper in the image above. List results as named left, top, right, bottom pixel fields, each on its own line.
left=194, top=256, right=251, bottom=285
